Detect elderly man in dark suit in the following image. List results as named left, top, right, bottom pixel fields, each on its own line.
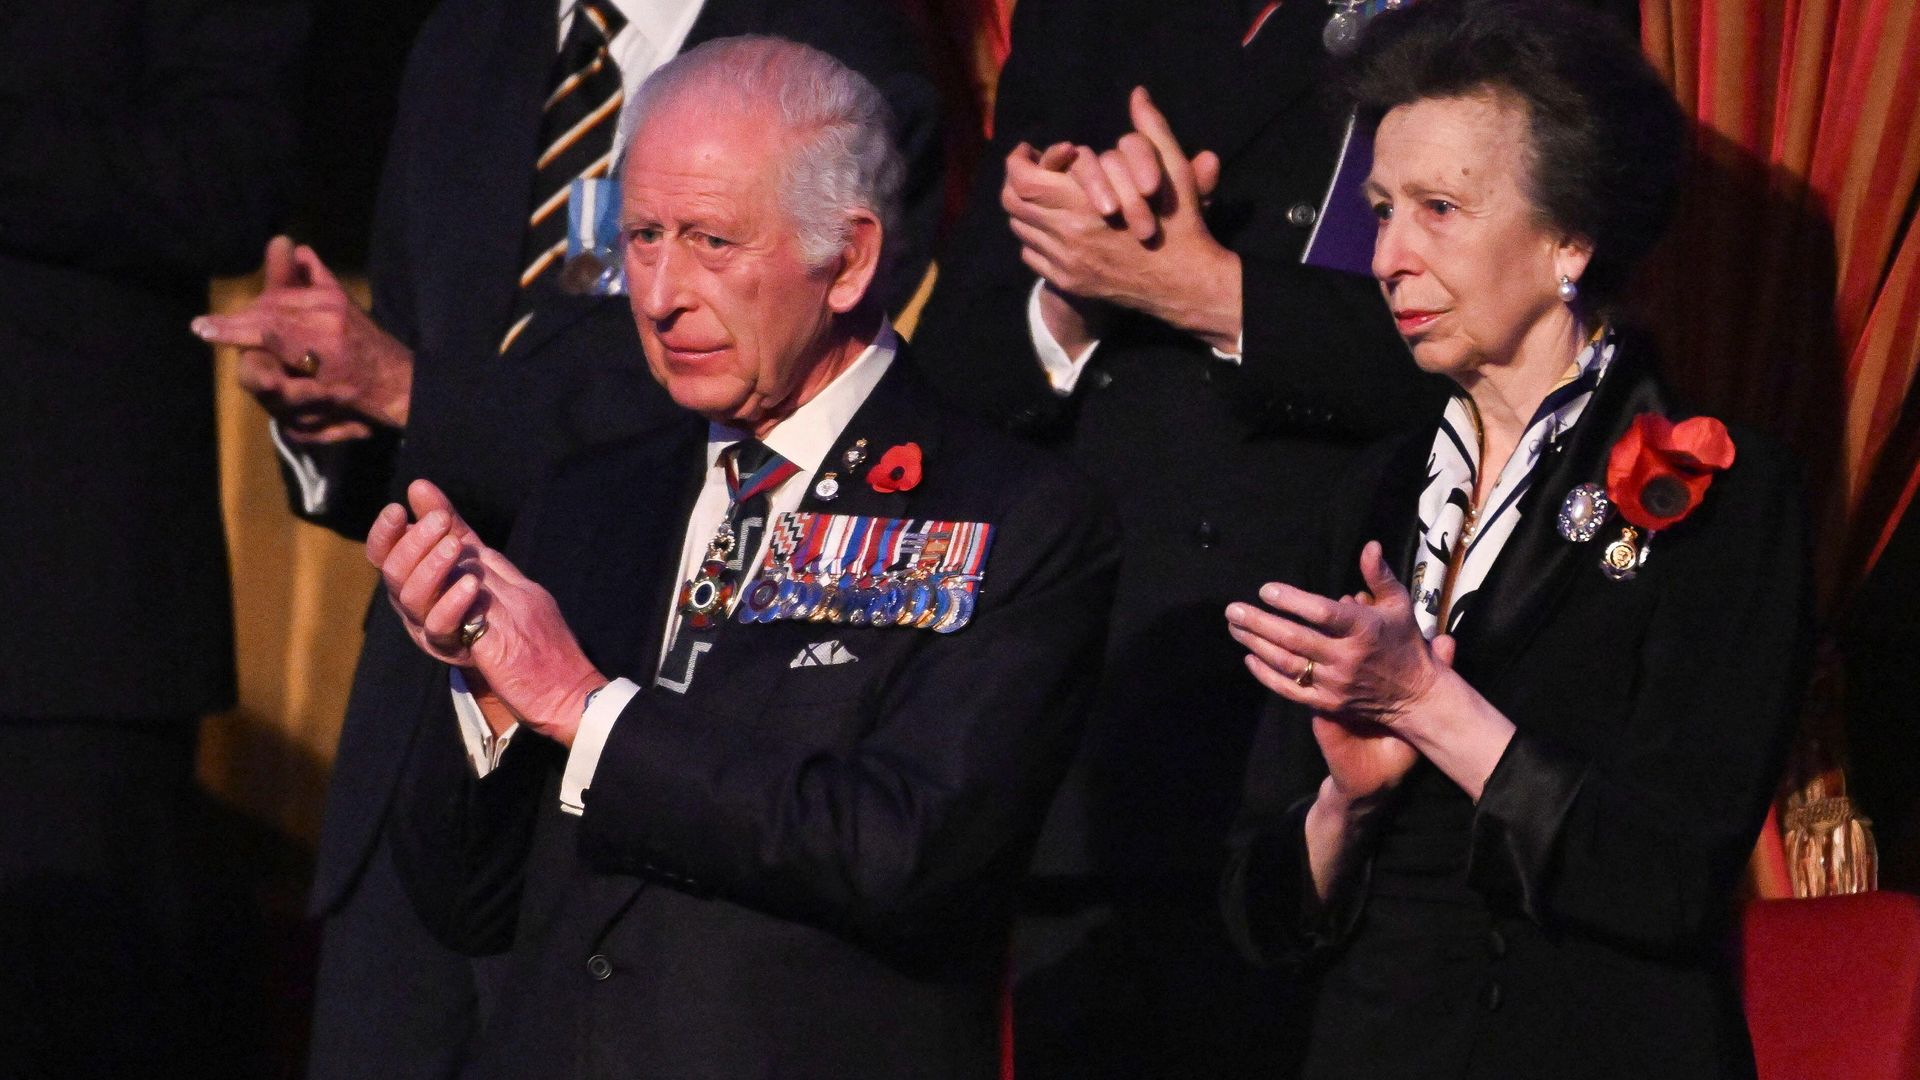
left=193, top=2, right=943, bottom=1073
left=367, top=37, right=1116, bottom=1078
left=909, top=0, right=1440, bottom=1073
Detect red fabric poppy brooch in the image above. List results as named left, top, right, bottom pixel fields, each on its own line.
left=1555, top=413, right=1736, bottom=581
left=868, top=442, right=923, bottom=493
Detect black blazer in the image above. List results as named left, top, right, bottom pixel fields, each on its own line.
left=1222, top=337, right=1812, bottom=1080
left=307, top=0, right=946, bottom=912
left=910, top=0, right=1439, bottom=890
left=0, top=0, right=303, bottom=719
left=388, top=356, right=1120, bottom=1078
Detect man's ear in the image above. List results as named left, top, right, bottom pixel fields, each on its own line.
left=826, top=210, right=883, bottom=315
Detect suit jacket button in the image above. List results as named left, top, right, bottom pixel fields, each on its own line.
left=1091, top=370, right=1114, bottom=390
left=587, top=954, right=614, bottom=981
left=1195, top=520, right=1219, bottom=548
left=1483, top=980, right=1502, bottom=1011
left=1487, top=928, right=1507, bottom=958
left=1287, top=202, right=1319, bottom=228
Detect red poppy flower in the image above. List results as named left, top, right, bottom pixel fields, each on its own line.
left=868, top=442, right=923, bottom=493
left=1605, top=413, right=1736, bottom=531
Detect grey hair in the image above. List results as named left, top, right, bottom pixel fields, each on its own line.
left=619, top=36, right=905, bottom=278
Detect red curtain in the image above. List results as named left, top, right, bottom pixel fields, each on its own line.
left=1637, top=0, right=1920, bottom=895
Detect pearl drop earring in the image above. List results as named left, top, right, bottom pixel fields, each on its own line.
left=1557, top=275, right=1579, bottom=303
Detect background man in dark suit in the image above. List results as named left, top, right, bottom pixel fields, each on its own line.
left=193, top=2, right=945, bottom=1074
left=909, top=0, right=1435, bottom=1073
left=368, top=37, right=1117, bottom=1077
left=0, top=0, right=304, bottom=1075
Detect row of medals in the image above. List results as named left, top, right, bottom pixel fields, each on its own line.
left=737, top=561, right=980, bottom=633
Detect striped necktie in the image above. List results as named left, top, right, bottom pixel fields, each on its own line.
left=500, top=0, right=629, bottom=354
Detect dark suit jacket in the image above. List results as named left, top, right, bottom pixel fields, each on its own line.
left=1222, top=337, right=1812, bottom=1080
left=388, top=355, right=1119, bottom=1078
left=910, top=0, right=1439, bottom=895
left=0, top=0, right=303, bottom=720
left=308, top=0, right=946, bottom=913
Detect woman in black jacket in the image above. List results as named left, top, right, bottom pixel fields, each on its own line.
left=1220, top=1, right=1812, bottom=1076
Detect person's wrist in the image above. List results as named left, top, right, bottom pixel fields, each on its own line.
left=1161, top=244, right=1241, bottom=353
left=1381, top=662, right=1458, bottom=746
left=366, top=342, right=414, bottom=429
left=531, top=669, right=608, bottom=749
left=1038, top=281, right=1105, bottom=354
left=1317, top=772, right=1394, bottom=822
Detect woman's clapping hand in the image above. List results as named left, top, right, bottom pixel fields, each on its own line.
left=1226, top=541, right=1458, bottom=804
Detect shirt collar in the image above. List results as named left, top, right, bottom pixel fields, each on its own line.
left=705, top=322, right=900, bottom=472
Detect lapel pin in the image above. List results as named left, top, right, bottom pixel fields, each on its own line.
left=1599, top=525, right=1648, bottom=582
left=1557, top=483, right=1611, bottom=543
left=814, top=471, right=841, bottom=501
left=842, top=438, right=869, bottom=472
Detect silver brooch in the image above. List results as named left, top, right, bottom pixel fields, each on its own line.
left=1557, top=483, right=1611, bottom=543
left=814, top=472, right=840, bottom=501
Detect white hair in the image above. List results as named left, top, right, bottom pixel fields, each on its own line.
left=619, top=36, right=905, bottom=276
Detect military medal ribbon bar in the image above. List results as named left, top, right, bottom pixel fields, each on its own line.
left=736, top=512, right=997, bottom=632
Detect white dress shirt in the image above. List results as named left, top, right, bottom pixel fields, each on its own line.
left=1024, top=280, right=1242, bottom=398
left=274, top=0, right=706, bottom=514
left=455, top=325, right=901, bottom=816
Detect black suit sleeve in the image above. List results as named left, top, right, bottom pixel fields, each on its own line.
left=386, top=482, right=574, bottom=954
left=270, top=22, right=430, bottom=539
left=0, top=0, right=306, bottom=279
left=908, top=0, right=1093, bottom=438
left=1220, top=255, right=1440, bottom=440
left=1466, top=438, right=1811, bottom=950
left=576, top=474, right=1120, bottom=949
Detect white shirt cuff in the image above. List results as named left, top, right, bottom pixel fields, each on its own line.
left=450, top=668, right=519, bottom=777
left=1210, top=330, right=1245, bottom=365
left=560, top=676, right=642, bottom=817
left=1026, top=281, right=1100, bottom=396
left=269, top=420, right=331, bottom=515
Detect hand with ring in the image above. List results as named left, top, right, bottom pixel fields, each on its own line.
left=193, top=235, right=417, bottom=444
left=367, top=479, right=606, bottom=748
left=1224, top=542, right=1460, bottom=806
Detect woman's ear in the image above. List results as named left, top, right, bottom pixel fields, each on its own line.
left=825, top=210, right=882, bottom=315
left=1553, top=234, right=1595, bottom=290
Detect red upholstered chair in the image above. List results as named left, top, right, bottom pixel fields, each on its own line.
left=1741, top=892, right=1920, bottom=1079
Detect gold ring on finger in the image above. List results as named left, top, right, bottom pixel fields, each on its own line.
left=1295, top=658, right=1315, bottom=688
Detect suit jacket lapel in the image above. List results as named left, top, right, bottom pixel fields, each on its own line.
left=437, top=0, right=552, bottom=352
left=1448, top=344, right=1668, bottom=685
left=572, top=420, right=709, bottom=678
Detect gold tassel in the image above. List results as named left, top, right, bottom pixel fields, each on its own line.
left=1782, top=794, right=1879, bottom=897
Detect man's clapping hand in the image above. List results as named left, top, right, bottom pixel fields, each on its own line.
left=367, top=479, right=606, bottom=748
left=194, top=235, right=415, bottom=443
left=1001, top=87, right=1242, bottom=356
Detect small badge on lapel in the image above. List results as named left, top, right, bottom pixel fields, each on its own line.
left=736, top=511, right=995, bottom=633
left=1599, top=526, right=1648, bottom=581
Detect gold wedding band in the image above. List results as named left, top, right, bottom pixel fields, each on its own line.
left=1295, top=659, right=1315, bottom=688
left=288, top=349, right=320, bottom=377
left=458, top=615, right=489, bottom=648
